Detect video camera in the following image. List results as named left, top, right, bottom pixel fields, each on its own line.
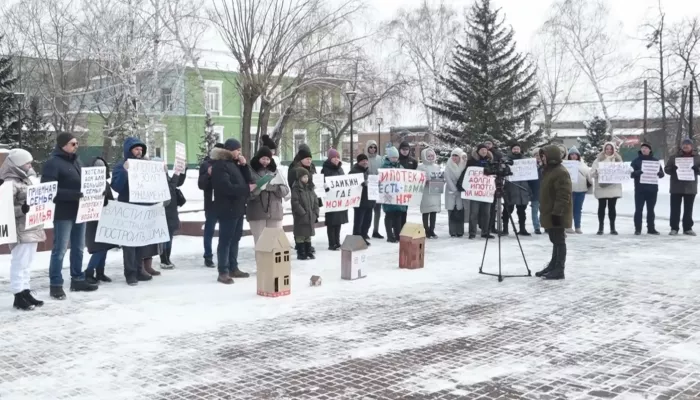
left=483, top=158, right=514, bottom=178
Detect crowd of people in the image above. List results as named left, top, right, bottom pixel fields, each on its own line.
left=2, top=130, right=699, bottom=310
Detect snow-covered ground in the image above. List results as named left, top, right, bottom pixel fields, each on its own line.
left=2, top=174, right=700, bottom=399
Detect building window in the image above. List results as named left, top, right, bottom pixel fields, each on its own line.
left=283, top=275, right=290, bottom=286
left=205, top=80, right=223, bottom=115
left=161, top=88, right=173, bottom=112
left=274, top=252, right=281, bottom=263
left=283, top=251, right=290, bottom=262
left=296, top=93, right=307, bottom=110
left=293, top=129, right=307, bottom=154
left=320, top=131, right=331, bottom=158
left=212, top=126, right=224, bottom=143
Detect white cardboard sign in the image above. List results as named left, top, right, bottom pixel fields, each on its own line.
left=95, top=202, right=169, bottom=246
left=128, top=159, right=170, bottom=203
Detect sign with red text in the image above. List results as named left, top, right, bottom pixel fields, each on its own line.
left=460, top=167, right=496, bottom=203
left=323, top=173, right=364, bottom=212
left=376, top=168, right=427, bottom=206
left=25, top=182, right=58, bottom=229
left=0, top=183, right=18, bottom=245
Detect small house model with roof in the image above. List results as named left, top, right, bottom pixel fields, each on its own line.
left=399, top=223, right=425, bottom=269
left=254, top=227, right=292, bottom=297
left=340, top=235, right=368, bottom=280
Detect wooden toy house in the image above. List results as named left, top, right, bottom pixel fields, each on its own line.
left=399, top=223, right=426, bottom=269
left=340, top=235, right=368, bottom=280
left=310, top=275, right=322, bottom=286
left=254, top=227, right=292, bottom=297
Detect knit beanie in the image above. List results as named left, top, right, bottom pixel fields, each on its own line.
left=640, top=142, right=652, bottom=151
left=224, top=138, right=241, bottom=151
left=399, top=141, right=410, bottom=150
left=386, top=146, right=399, bottom=158
left=356, top=153, right=368, bottom=163
left=682, top=138, right=693, bottom=146
left=298, top=143, right=311, bottom=153
left=568, top=146, right=580, bottom=156
left=296, top=167, right=310, bottom=180
left=296, top=148, right=312, bottom=161
left=8, top=149, right=33, bottom=167
left=56, top=132, right=76, bottom=148
left=477, top=144, right=488, bottom=152
left=255, top=146, right=273, bottom=160
left=327, top=148, right=340, bottom=159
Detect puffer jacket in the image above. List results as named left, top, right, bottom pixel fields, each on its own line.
left=40, top=146, right=83, bottom=221
left=630, top=147, right=664, bottom=194
left=539, top=145, right=573, bottom=229
left=111, top=136, right=148, bottom=204
left=0, top=158, right=46, bottom=244
left=567, top=147, right=592, bottom=193
left=417, top=148, right=442, bottom=213
left=247, top=156, right=289, bottom=222
left=591, top=142, right=623, bottom=199
left=444, top=148, right=467, bottom=211
left=365, top=140, right=383, bottom=175
left=291, top=169, right=320, bottom=237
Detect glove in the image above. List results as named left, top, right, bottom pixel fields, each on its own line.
left=103, top=197, right=109, bottom=207
left=671, top=165, right=678, bottom=171
left=693, top=166, right=700, bottom=174
left=78, top=192, right=84, bottom=199
left=631, top=170, right=643, bottom=178
left=658, top=171, right=664, bottom=178
left=21, top=203, right=30, bottom=214
left=551, top=215, right=562, bottom=227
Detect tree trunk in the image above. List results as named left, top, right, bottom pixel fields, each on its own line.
left=241, top=96, right=255, bottom=159
left=256, top=102, right=272, bottom=151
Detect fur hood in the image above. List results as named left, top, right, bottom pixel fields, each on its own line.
left=211, top=147, right=234, bottom=161
left=596, top=142, right=622, bottom=162
left=471, top=148, right=494, bottom=161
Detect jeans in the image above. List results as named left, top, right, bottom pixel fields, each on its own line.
left=353, top=208, right=373, bottom=237
left=531, top=201, right=541, bottom=230
left=670, top=193, right=696, bottom=231
left=634, top=191, right=658, bottom=231
left=469, top=201, right=491, bottom=236
left=203, top=210, right=218, bottom=259
left=85, top=250, right=108, bottom=274
left=49, top=220, right=86, bottom=286
left=572, top=192, right=586, bottom=229
left=217, top=215, right=244, bottom=274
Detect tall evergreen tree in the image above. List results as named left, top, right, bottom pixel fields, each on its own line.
left=25, top=97, right=54, bottom=169
left=0, top=35, right=19, bottom=145
left=577, top=116, right=611, bottom=164
left=430, top=0, right=540, bottom=152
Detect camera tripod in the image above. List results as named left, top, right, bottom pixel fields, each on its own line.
left=479, top=177, right=532, bottom=282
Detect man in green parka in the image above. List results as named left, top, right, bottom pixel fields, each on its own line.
left=536, top=145, right=573, bottom=280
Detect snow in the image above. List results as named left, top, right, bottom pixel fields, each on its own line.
left=2, top=170, right=700, bottom=399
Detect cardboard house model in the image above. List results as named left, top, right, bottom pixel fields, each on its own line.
left=399, top=223, right=426, bottom=270
left=340, top=235, right=368, bottom=280
left=254, top=227, right=292, bottom=297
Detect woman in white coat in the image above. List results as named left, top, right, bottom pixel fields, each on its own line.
left=418, top=148, right=442, bottom=238
left=591, top=142, right=623, bottom=235
left=444, top=148, right=468, bottom=237
left=566, top=147, right=592, bottom=234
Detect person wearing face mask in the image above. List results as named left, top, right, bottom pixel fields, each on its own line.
left=630, top=143, right=664, bottom=235
left=591, top=142, right=623, bottom=235
left=42, top=133, right=97, bottom=300
left=417, top=147, right=442, bottom=238
left=664, top=138, right=700, bottom=235
left=0, top=149, right=46, bottom=310
left=321, top=148, right=349, bottom=250
left=365, top=140, right=384, bottom=239
left=247, top=146, right=289, bottom=244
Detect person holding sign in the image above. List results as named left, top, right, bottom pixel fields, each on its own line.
left=198, top=143, right=225, bottom=268
left=84, top=157, right=116, bottom=285
left=41, top=133, right=97, bottom=300
left=444, top=148, right=468, bottom=237
left=566, top=147, right=592, bottom=234
left=247, top=146, right=290, bottom=244
left=664, top=138, right=700, bottom=235
left=417, top=148, right=442, bottom=239
left=502, top=143, right=533, bottom=236
left=0, top=150, right=46, bottom=310
left=350, top=154, right=375, bottom=244
left=591, top=142, right=623, bottom=235
left=365, top=140, right=385, bottom=240
left=321, top=149, right=349, bottom=250
left=630, top=143, right=665, bottom=235
left=461, top=144, right=495, bottom=239
left=381, top=147, right=407, bottom=243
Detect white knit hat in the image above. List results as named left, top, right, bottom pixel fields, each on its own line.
left=7, top=149, right=33, bottom=167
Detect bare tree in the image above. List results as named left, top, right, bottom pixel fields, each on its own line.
left=210, top=0, right=365, bottom=157
left=544, top=0, right=624, bottom=133
left=385, top=0, right=460, bottom=132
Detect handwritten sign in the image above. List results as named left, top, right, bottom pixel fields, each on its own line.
left=562, top=161, right=579, bottom=184
left=95, top=202, right=169, bottom=246
left=640, top=160, right=660, bottom=185
left=312, top=174, right=326, bottom=198
left=367, top=175, right=379, bottom=201
left=76, top=167, right=106, bottom=223
left=598, top=162, right=628, bottom=184
left=676, top=157, right=695, bottom=181
left=174, top=141, right=186, bottom=175
left=460, top=167, right=496, bottom=203
left=128, top=159, right=170, bottom=203
left=324, top=173, right=364, bottom=212
left=376, top=168, right=427, bottom=206
left=509, top=159, right=538, bottom=182
left=427, top=171, right=445, bottom=194
left=25, top=182, right=57, bottom=229
left=0, top=183, right=18, bottom=245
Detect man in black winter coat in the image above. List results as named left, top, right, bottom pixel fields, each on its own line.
left=198, top=142, right=224, bottom=267
left=630, top=142, right=665, bottom=235
left=350, top=154, right=375, bottom=243
left=398, top=141, right=418, bottom=170
left=41, top=133, right=97, bottom=300
left=210, top=139, right=256, bottom=284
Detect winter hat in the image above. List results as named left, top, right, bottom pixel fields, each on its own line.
left=295, top=167, right=310, bottom=180
left=386, top=146, right=399, bottom=158
left=451, top=147, right=464, bottom=157
left=356, top=153, right=368, bottom=163
left=477, top=143, right=488, bottom=152
left=568, top=146, right=580, bottom=156
left=224, top=138, right=241, bottom=151
left=327, top=148, right=340, bottom=159
left=640, top=142, right=652, bottom=151
left=509, top=142, right=521, bottom=150
left=399, top=141, right=410, bottom=151
left=255, top=146, right=273, bottom=160
left=56, top=132, right=76, bottom=148
left=296, top=148, right=312, bottom=161
left=682, top=138, right=693, bottom=146
left=8, top=149, right=33, bottom=167
left=298, top=143, right=311, bottom=153
left=214, top=143, right=225, bottom=149
left=261, top=134, right=277, bottom=150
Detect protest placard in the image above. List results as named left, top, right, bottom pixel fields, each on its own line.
left=427, top=171, right=445, bottom=194
left=509, top=159, right=538, bottom=182
left=640, top=160, right=660, bottom=185
left=376, top=168, right=427, bottom=206
left=367, top=175, right=379, bottom=201
left=128, top=159, right=171, bottom=203
left=174, top=141, right=186, bottom=175
left=0, top=183, right=18, bottom=245
left=25, top=182, right=57, bottom=229
left=324, top=173, right=365, bottom=212
left=312, top=174, right=326, bottom=198
left=76, top=166, right=107, bottom=223
left=598, top=162, right=629, bottom=184
left=562, top=161, right=579, bottom=184
left=676, top=157, right=695, bottom=181
left=460, top=167, right=496, bottom=203
left=95, top=202, right=169, bottom=246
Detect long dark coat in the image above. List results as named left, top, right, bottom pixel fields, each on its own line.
left=350, top=162, right=375, bottom=209
left=321, top=159, right=349, bottom=226
left=85, top=157, right=117, bottom=254
left=291, top=170, right=320, bottom=237
left=539, top=146, right=573, bottom=229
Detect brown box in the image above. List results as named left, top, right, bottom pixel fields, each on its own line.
left=399, top=223, right=425, bottom=269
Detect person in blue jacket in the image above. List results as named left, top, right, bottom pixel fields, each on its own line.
left=630, top=142, right=665, bottom=235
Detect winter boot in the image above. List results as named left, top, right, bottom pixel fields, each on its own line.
left=85, top=269, right=99, bottom=285
left=534, top=229, right=542, bottom=235
left=70, top=279, right=99, bottom=292
left=543, top=246, right=566, bottom=280
left=372, top=231, right=384, bottom=239
left=230, top=269, right=250, bottom=278
left=160, top=252, right=175, bottom=270
left=648, top=227, right=660, bottom=235
left=499, top=225, right=509, bottom=237
left=50, top=286, right=66, bottom=300
left=22, top=290, right=44, bottom=308
left=126, top=277, right=139, bottom=286
left=297, top=243, right=308, bottom=260
left=610, top=219, right=618, bottom=235
left=543, top=268, right=565, bottom=280
left=518, top=222, right=531, bottom=236
left=634, top=230, right=641, bottom=235
left=137, top=270, right=153, bottom=282
left=536, top=246, right=558, bottom=277
left=566, top=228, right=575, bottom=234
left=684, top=230, right=697, bottom=236
left=670, top=230, right=679, bottom=235
left=13, top=293, right=35, bottom=311
left=204, top=257, right=216, bottom=268
left=143, top=258, right=161, bottom=276
left=575, top=228, right=583, bottom=234
left=597, top=222, right=604, bottom=235
left=305, top=242, right=316, bottom=260
left=96, top=267, right=112, bottom=283
left=217, top=273, right=233, bottom=285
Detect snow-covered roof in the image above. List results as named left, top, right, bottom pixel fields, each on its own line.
left=548, top=128, right=644, bottom=138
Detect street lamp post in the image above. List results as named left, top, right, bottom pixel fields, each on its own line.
left=376, top=117, right=383, bottom=154
left=14, top=92, right=24, bottom=149
left=345, top=90, right=357, bottom=161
